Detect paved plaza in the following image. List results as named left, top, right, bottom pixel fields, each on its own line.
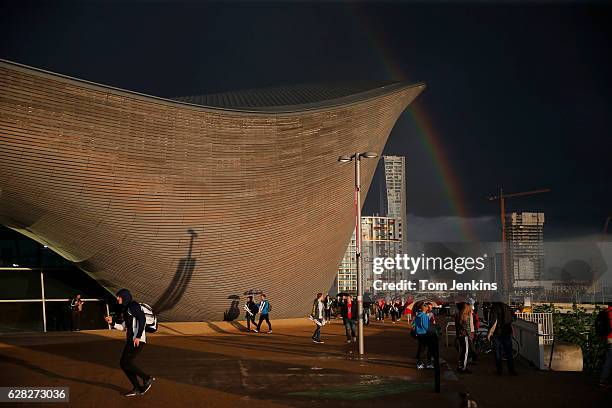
left=0, top=319, right=609, bottom=407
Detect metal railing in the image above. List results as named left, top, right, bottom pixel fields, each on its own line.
left=515, top=312, right=554, bottom=345
left=0, top=298, right=110, bottom=332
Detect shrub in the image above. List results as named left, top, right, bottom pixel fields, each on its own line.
left=533, top=303, right=607, bottom=372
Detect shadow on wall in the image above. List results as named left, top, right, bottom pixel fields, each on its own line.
left=224, top=294, right=240, bottom=321
left=153, top=229, right=197, bottom=314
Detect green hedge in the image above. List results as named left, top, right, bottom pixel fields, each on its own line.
left=533, top=304, right=608, bottom=372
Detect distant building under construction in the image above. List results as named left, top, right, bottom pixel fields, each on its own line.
left=506, top=212, right=545, bottom=287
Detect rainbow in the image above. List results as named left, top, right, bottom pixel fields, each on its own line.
left=346, top=4, right=478, bottom=241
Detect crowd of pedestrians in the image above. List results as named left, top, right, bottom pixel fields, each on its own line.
left=92, top=286, right=611, bottom=398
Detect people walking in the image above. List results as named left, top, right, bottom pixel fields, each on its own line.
left=244, top=295, right=259, bottom=332
left=487, top=301, right=516, bottom=375
left=455, top=302, right=472, bottom=373
left=104, top=289, right=154, bottom=397
left=341, top=294, right=358, bottom=343
left=69, top=293, right=84, bottom=331
left=254, top=293, right=272, bottom=333
left=310, top=292, right=325, bottom=344
left=414, top=303, right=432, bottom=369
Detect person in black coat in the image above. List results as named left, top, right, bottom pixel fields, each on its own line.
left=244, top=295, right=259, bottom=332
left=104, top=289, right=155, bottom=397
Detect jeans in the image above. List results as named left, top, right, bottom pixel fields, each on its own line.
left=257, top=314, right=271, bottom=331
left=416, top=335, right=431, bottom=364
left=120, top=343, right=150, bottom=391
left=600, top=346, right=612, bottom=383
left=418, top=333, right=439, bottom=366
left=312, top=322, right=322, bottom=341
left=494, top=334, right=515, bottom=373
left=344, top=319, right=356, bottom=340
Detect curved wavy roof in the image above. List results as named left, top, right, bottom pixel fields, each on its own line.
left=171, top=81, right=423, bottom=112
left=0, top=60, right=425, bottom=114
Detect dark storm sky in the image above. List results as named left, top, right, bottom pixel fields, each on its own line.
left=1, top=1, right=610, bottom=242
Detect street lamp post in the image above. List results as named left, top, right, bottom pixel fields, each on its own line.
left=339, top=151, right=378, bottom=357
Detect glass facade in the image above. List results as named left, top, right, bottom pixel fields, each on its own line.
left=0, top=226, right=114, bottom=332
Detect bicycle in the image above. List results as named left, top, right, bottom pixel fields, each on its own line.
left=473, top=325, right=519, bottom=359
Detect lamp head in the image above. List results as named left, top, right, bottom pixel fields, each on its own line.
left=338, top=155, right=352, bottom=163
left=360, top=152, right=378, bottom=159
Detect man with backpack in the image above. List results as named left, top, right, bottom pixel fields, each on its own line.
left=253, top=293, right=272, bottom=334
left=104, top=289, right=155, bottom=396
left=414, top=302, right=433, bottom=369
left=487, top=301, right=516, bottom=375
left=597, top=303, right=612, bottom=388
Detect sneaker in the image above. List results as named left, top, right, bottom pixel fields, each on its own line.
left=267, top=330, right=272, bottom=334
left=347, top=339, right=352, bottom=343
left=253, top=329, right=259, bottom=333
left=426, top=363, right=435, bottom=369
left=417, top=363, right=425, bottom=370
left=123, top=389, right=141, bottom=397
left=141, top=377, right=155, bottom=394
left=352, top=337, right=357, bottom=343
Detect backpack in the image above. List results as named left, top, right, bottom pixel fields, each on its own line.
left=128, top=303, right=158, bottom=333
left=595, top=309, right=611, bottom=337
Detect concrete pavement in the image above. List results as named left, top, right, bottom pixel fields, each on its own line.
left=0, top=318, right=609, bottom=407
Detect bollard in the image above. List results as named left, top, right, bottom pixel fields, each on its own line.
left=431, top=333, right=441, bottom=393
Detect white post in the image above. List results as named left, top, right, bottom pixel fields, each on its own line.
left=355, top=153, right=364, bottom=356
left=40, top=267, right=47, bottom=333
left=106, top=302, right=111, bottom=330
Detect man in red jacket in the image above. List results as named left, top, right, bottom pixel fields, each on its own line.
left=341, top=295, right=358, bottom=343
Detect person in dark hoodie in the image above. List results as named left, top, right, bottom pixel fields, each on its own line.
left=104, top=289, right=154, bottom=397
left=244, top=295, right=259, bottom=332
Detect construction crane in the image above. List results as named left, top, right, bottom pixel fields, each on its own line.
left=487, top=188, right=551, bottom=298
